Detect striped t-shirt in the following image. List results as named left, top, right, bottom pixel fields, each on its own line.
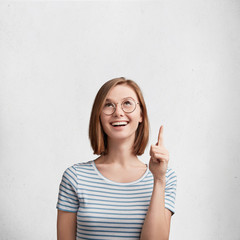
left=56, top=160, right=177, bottom=240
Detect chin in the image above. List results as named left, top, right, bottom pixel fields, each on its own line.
left=108, top=132, right=136, bottom=141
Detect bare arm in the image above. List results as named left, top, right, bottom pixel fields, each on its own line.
left=140, top=179, right=172, bottom=240
left=57, top=210, right=77, bottom=240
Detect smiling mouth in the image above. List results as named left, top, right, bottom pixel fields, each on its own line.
left=110, top=121, right=129, bottom=127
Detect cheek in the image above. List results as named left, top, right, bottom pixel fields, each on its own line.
left=100, top=115, right=110, bottom=132
left=129, top=114, right=142, bottom=130
left=132, top=111, right=142, bottom=123
left=100, top=113, right=107, bottom=124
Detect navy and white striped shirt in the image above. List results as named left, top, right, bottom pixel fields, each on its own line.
left=56, top=160, right=177, bottom=240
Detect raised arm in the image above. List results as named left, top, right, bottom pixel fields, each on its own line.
left=57, top=210, right=77, bottom=240
left=140, top=178, right=172, bottom=240
left=140, top=125, right=176, bottom=240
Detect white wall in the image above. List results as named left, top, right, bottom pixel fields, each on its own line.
left=0, top=1, right=240, bottom=239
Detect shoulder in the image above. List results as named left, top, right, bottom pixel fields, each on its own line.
left=62, top=160, right=93, bottom=175
left=165, top=168, right=177, bottom=184
left=60, top=160, right=93, bottom=187
left=166, top=168, right=177, bottom=178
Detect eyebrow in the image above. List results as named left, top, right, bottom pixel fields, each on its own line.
left=105, top=97, right=134, bottom=102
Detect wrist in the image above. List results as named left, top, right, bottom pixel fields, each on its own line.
left=154, top=176, right=166, bottom=184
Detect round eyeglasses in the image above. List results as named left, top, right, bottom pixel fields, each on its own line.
left=102, top=98, right=140, bottom=115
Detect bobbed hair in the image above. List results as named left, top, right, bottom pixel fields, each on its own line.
left=89, top=77, right=149, bottom=156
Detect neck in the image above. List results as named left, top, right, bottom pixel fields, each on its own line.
left=103, top=135, right=142, bottom=168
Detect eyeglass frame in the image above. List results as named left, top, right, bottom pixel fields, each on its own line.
left=101, top=97, right=140, bottom=116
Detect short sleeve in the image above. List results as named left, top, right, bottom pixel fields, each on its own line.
left=164, top=168, right=177, bottom=215
left=56, top=166, right=79, bottom=213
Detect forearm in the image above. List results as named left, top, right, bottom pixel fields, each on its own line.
left=140, top=178, right=169, bottom=240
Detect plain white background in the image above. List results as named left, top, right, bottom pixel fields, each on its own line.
left=0, top=1, right=240, bottom=239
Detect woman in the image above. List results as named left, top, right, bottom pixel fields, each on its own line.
left=56, top=77, right=177, bottom=240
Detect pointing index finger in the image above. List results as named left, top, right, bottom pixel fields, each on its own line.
left=157, top=125, right=164, bottom=146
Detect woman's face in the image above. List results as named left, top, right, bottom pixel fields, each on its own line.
left=100, top=84, right=143, bottom=142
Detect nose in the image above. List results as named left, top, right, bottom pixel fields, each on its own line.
left=113, top=103, right=124, bottom=117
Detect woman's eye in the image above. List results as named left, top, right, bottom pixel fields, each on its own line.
left=105, top=103, right=114, bottom=108
left=124, top=100, right=132, bottom=105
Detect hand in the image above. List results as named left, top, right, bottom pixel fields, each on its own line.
left=149, top=125, right=169, bottom=182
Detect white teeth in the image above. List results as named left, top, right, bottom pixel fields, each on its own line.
left=111, top=121, right=128, bottom=126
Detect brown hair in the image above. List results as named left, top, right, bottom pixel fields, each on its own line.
left=89, top=77, right=149, bottom=155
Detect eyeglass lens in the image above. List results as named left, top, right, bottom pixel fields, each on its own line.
left=102, top=98, right=136, bottom=115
